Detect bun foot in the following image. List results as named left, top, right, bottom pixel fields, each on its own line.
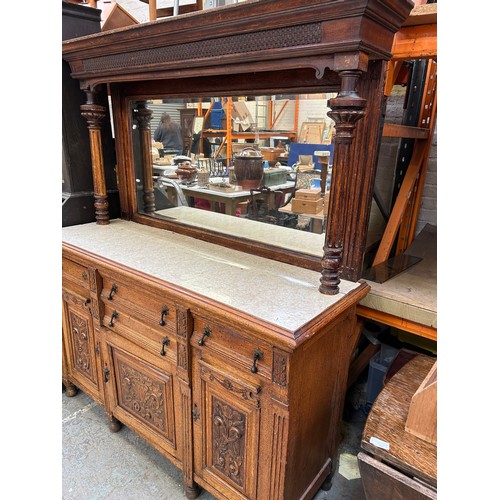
left=64, top=383, right=78, bottom=397
left=108, top=416, right=122, bottom=433
left=184, top=483, right=201, bottom=499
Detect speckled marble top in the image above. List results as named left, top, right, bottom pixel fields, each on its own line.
left=62, top=220, right=360, bottom=332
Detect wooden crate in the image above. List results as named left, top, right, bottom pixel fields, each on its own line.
left=292, top=197, right=323, bottom=214
left=295, top=188, right=321, bottom=201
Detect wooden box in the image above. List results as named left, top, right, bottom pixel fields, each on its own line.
left=295, top=188, right=322, bottom=201
left=405, top=361, right=437, bottom=445
left=292, top=197, right=323, bottom=214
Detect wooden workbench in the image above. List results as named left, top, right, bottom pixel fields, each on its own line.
left=359, top=354, right=437, bottom=499
left=357, top=224, right=437, bottom=341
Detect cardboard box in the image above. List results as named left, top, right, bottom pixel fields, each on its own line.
left=295, top=188, right=321, bottom=201
left=232, top=101, right=253, bottom=121
left=292, top=197, right=323, bottom=214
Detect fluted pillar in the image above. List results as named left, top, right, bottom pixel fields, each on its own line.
left=134, top=101, right=156, bottom=214
left=81, top=90, right=109, bottom=225
left=320, top=70, right=367, bottom=294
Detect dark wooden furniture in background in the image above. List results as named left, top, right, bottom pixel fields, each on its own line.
left=62, top=1, right=120, bottom=226
left=62, top=1, right=414, bottom=498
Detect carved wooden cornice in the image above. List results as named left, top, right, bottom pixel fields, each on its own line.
left=62, top=0, right=413, bottom=90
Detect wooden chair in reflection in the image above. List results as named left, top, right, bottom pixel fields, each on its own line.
left=279, top=168, right=322, bottom=231
left=248, top=187, right=297, bottom=227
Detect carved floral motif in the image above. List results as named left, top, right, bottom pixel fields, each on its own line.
left=212, top=397, right=246, bottom=487
left=69, top=311, right=92, bottom=375
left=118, top=360, right=168, bottom=433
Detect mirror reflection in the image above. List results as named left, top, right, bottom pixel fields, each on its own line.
left=132, top=94, right=338, bottom=257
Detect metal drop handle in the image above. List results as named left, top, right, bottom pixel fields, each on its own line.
left=198, top=327, right=211, bottom=346
left=251, top=349, right=263, bottom=373
left=160, top=336, right=170, bottom=356
left=107, top=284, right=118, bottom=300
left=108, top=310, right=118, bottom=327
left=159, top=306, right=169, bottom=326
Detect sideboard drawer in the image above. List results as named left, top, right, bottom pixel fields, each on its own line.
left=102, top=301, right=178, bottom=363
left=192, top=317, right=272, bottom=380
left=100, top=273, right=178, bottom=334
left=62, top=257, right=90, bottom=292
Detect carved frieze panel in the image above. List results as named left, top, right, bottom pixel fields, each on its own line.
left=83, top=23, right=321, bottom=74
left=200, top=364, right=261, bottom=408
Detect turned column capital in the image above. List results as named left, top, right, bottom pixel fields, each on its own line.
left=134, top=102, right=154, bottom=129
left=327, top=70, right=367, bottom=144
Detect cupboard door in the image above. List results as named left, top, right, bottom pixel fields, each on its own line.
left=193, top=358, right=262, bottom=499
left=104, top=333, right=178, bottom=459
left=62, top=290, right=103, bottom=404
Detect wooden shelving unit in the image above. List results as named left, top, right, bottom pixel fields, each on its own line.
left=201, top=97, right=298, bottom=159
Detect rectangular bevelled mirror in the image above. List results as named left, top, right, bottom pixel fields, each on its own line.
left=130, top=93, right=339, bottom=263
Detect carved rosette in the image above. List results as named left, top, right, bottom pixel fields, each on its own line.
left=320, top=70, right=367, bottom=295
left=212, top=397, right=246, bottom=487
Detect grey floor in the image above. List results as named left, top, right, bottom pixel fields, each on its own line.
left=62, top=384, right=368, bottom=500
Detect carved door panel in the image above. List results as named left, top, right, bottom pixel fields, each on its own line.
left=62, top=290, right=104, bottom=404
left=104, top=332, right=178, bottom=459
left=192, top=358, right=262, bottom=499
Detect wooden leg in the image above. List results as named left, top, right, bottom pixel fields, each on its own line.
left=184, top=483, right=201, bottom=499
left=64, top=382, right=78, bottom=397
left=321, top=472, right=333, bottom=491
left=108, top=415, right=122, bottom=433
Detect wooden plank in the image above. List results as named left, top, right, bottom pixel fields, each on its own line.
left=356, top=306, right=437, bottom=341
left=391, top=24, right=437, bottom=60
left=382, top=123, right=429, bottom=139
left=347, top=342, right=380, bottom=389
left=402, top=3, right=437, bottom=27
left=372, top=141, right=426, bottom=266
left=358, top=452, right=437, bottom=500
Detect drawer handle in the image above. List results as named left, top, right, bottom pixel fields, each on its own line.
left=159, top=306, right=169, bottom=326
left=251, top=349, right=263, bottom=373
left=107, top=284, right=118, bottom=300
left=160, top=336, right=170, bottom=356
left=108, top=310, right=118, bottom=327
left=198, top=327, right=211, bottom=346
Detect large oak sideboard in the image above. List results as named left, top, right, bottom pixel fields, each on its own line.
left=63, top=220, right=368, bottom=499
left=62, top=1, right=414, bottom=497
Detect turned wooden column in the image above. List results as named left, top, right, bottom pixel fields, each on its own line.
left=134, top=101, right=156, bottom=214
left=320, top=70, right=367, bottom=294
left=81, top=90, right=109, bottom=225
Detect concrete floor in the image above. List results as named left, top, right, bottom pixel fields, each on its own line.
left=62, top=385, right=368, bottom=500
